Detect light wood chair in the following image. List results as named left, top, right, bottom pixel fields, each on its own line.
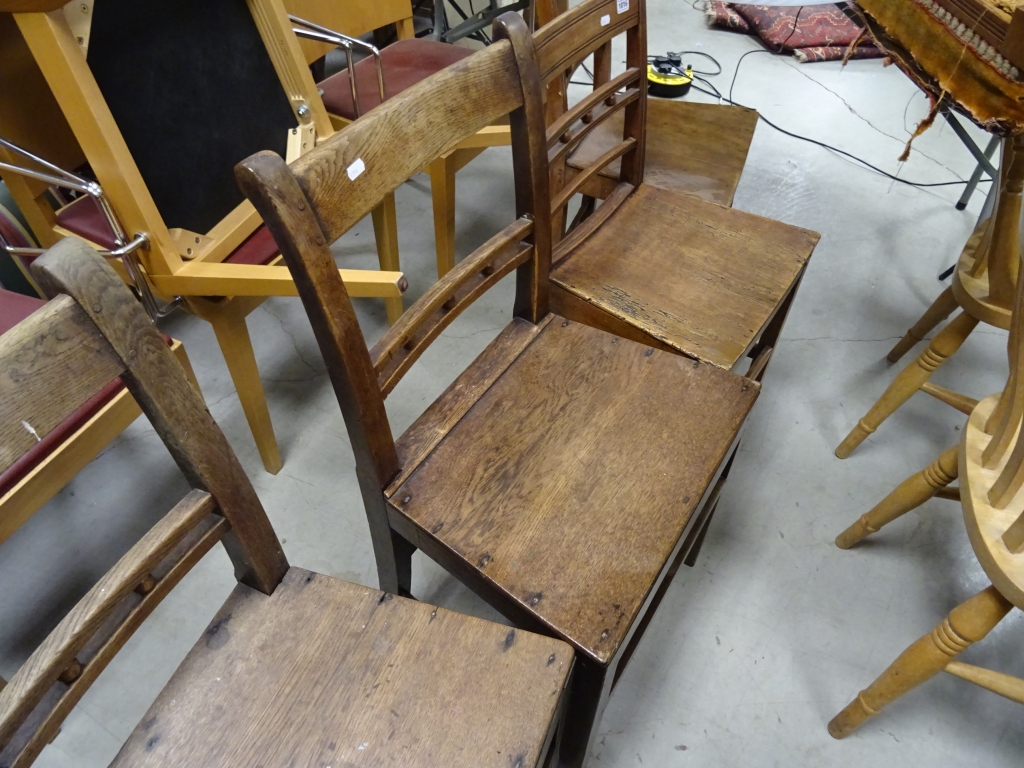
left=829, top=249, right=1024, bottom=739
left=0, top=238, right=572, bottom=768
left=535, top=0, right=819, bottom=377
left=237, top=7, right=762, bottom=765
left=0, top=286, right=199, bottom=547
left=0, top=0, right=409, bottom=475
left=535, top=0, right=759, bottom=208
left=284, top=0, right=515, bottom=277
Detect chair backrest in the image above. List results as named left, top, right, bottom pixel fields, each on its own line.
left=6, top=0, right=331, bottom=273
left=0, top=239, right=288, bottom=767
left=284, top=0, right=416, bottom=64
left=235, top=14, right=548, bottom=494
left=532, top=0, right=647, bottom=250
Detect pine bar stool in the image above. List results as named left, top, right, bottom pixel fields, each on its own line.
left=828, top=253, right=1024, bottom=739
left=1, top=0, right=409, bottom=474
left=535, top=0, right=759, bottom=208
left=237, top=7, right=762, bottom=765
left=0, top=239, right=572, bottom=768
left=284, top=0, right=514, bottom=277
left=536, top=0, right=819, bottom=377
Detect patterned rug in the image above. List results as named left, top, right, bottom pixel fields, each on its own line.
left=706, top=2, right=884, bottom=62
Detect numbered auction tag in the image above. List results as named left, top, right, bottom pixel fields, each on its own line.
left=347, top=158, right=366, bottom=181
left=617, top=0, right=629, bottom=12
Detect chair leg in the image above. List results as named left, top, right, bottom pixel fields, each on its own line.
left=828, top=585, right=1012, bottom=739
left=428, top=153, right=458, bottom=278
left=836, top=445, right=958, bottom=549
left=887, top=286, right=959, bottom=364
left=370, top=194, right=404, bottom=325
left=209, top=307, right=282, bottom=475
left=836, top=311, right=979, bottom=458
left=556, top=656, right=612, bottom=768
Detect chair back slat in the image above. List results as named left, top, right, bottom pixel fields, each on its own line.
left=0, top=491, right=222, bottom=765
left=236, top=13, right=549, bottom=507
left=532, top=0, right=638, bottom=85
left=0, top=239, right=289, bottom=768
left=547, top=70, right=640, bottom=158
left=0, top=295, right=124, bottom=474
left=288, top=40, right=525, bottom=244
left=983, top=259, right=1024, bottom=463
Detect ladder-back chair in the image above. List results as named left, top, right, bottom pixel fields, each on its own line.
left=237, top=8, right=762, bottom=765
left=0, top=0, right=408, bottom=475
left=535, top=0, right=759, bottom=207
left=536, top=0, right=819, bottom=376
left=829, top=252, right=1024, bottom=738
left=0, top=238, right=571, bottom=767
left=284, top=0, right=515, bottom=277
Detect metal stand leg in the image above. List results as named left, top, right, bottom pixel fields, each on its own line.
left=956, top=135, right=1000, bottom=211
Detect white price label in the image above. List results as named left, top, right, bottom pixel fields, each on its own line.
left=600, top=13, right=610, bottom=25
left=617, top=0, right=629, bottom=12
left=346, top=158, right=366, bottom=181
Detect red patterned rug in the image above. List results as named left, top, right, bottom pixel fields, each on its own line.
left=706, top=2, right=884, bottom=62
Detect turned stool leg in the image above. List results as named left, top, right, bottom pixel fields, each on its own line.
left=828, top=585, right=1012, bottom=739
left=836, top=311, right=979, bottom=458
left=836, top=445, right=958, bottom=549
left=886, top=286, right=958, bottom=364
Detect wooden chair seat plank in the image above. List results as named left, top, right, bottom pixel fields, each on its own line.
left=551, top=184, right=818, bottom=369
left=566, top=99, right=759, bottom=206
left=110, top=567, right=571, bottom=768
left=388, top=319, right=758, bottom=662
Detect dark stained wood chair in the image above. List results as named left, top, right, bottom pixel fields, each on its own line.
left=236, top=8, right=762, bottom=766
left=0, top=239, right=572, bottom=768
left=539, top=0, right=820, bottom=376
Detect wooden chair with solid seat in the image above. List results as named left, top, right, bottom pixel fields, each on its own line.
left=284, top=0, right=516, bottom=277
left=0, top=0, right=409, bottom=475
left=828, top=246, right=1024, bottom=739
left=534, top=0, right=819, bottom=378
left=237, top=7, right=762, bottom=765
left=535, top=0, right=760, bottom=208
left=0, top=238, right=573, bottom=768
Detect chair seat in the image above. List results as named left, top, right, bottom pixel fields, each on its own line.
left=54, top=196, right=280, bottom=265
left=551, top=184, right=819, bottom=369
left=110, top=567, right=571, bottom=767
left=567, top=99, right=759, bottom=206
left=386, top=317, right=758, bottom=664
left=320, top=37, right=474, bottom=120
left=961, top=395, right=1024, bottom=610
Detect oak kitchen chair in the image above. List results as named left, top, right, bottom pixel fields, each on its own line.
left=0, top=238, right=573, bottom=767
left=284, top=0, right=516, bottom=277
left=536, top=0, right=819, bottom=378
left=829, top=247, right=1024, bottom=739
left=0, top=0, right=408, bottom=475
left=237, top=5, right=763, bottom=764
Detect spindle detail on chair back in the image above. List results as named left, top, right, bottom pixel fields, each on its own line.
left=235, top=20, right=551, bottom=489
left=531, top=0, right=646, bottom=248
left=0, top=240, right=287, bottom=767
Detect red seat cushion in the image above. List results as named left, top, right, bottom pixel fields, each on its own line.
left=55, top=196, right=279, bottom=266
left=0, top=288, right=175, bottom=499
left=319, top=37, right=474, bottom=120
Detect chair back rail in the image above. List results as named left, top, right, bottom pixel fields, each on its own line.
left=0, top=239, right=289, bottom=767
left=236, top=15, right=548, bottom=498
left=532, top=0, right=647, bottom=243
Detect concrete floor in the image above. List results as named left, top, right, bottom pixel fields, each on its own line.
left=3, top=2, right=1023, bottom=766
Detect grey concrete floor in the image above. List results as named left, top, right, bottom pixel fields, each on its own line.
left=4, top=2, right=1024, bottom=766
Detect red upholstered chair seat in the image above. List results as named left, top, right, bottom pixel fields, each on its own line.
left=54, top=196, right=280, bottom=265
left=0, top=288, right=172, bottom=497
left=319, top=37, right=473, bottom=120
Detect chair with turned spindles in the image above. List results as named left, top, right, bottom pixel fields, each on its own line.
left=0, top=239, right=572, bottom=768
left=828, top=249, right=1024, bottom=739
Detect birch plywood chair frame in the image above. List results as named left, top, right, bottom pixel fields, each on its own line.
left=829, top=254, right=1024, bottom=739
left=2, top=0, right=409, bottom=475
left=532, top=0, right=818, bottom=377
left=238, top=7, right=763, bottom=765
left=835, top=135, right=1024, bottom=458
left=0, top=240, right=572, bottom=768
left=284, top=0, right=514, bottom=277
